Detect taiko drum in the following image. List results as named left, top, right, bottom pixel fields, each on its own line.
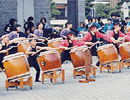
left=70, top=46, right=92, bottom=68
left=97, top=44, right=119, bottom=64
left=48, top=38, right=63, bottom=55
left=17, top=40, right=30, bottom=54
left=3, top=53, right=30, bottom=79
left=119, top=42, right=130, bottom=61
left=39, top=50, right=61, bottom=71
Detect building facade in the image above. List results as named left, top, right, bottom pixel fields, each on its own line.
left=53, top=0, right=67, bottom=19
left=67, top=0, right=85, bottom=29
left=0, top=0, right=50, bottom=34
left=110, top=0, right=119, bottom=8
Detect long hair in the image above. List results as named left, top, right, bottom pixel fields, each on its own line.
left=40, top=17, right=47, bottom=24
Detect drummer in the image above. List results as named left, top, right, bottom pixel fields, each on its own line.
left=0, top=34, right=22, bottom=71
left=9, top=24, right=25, bottom=54
left=82, top=24, right=107, bottom=56
left=107, top=22, right=130, bottom=52
left=34, top=22, right=48, bottom=47
left=26, top=39, right=51, bottom=82
left=59, top=31, right=87, bottom=64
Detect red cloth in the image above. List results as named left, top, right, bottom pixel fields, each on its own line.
left=82, top=31, right=107, bottom=42
left=58, top=40, right=85, bottom=47
left=107, top=30, right=130, bottom=43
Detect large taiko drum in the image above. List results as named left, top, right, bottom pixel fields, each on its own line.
left=3, top=53, right=30, bottom=81
left=48, top=38, right=63, bottom=55
left=119, top=42, right=130, bottom=61
left=97, top=44, right=119, bottom=64
left=17, top=40, right=30, bottom=54
left=70, top=46, right=92, bottom=68
left=39, top=50, right=61, bottom=71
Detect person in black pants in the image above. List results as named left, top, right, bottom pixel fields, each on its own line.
left=26, top=39, right=50, bottom=82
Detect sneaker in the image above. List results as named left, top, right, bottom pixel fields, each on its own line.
left=35, top=80, right=41, bottom=82
left=94, top=66, right=99, bottom=69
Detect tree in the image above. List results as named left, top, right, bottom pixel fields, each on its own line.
left=94, top=3, right=115, bottom=18
left=50, top=0, right=61, bottom=20
left=115, top=0, right=130, bottom=10
left=109, top=10, right=123, bottom=19
left=85, top=0, right=94, bottom=18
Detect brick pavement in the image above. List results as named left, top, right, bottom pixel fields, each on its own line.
left=0, top=56, right=130, bottom=100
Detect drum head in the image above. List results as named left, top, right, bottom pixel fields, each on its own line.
left=39, top=50, right=58, bottom=56
left=119, top=42, right=130, bottom=47
left=70, top=46, right=88, bottom=53
left=3, top=52, right=25, bottom=62
left=97, top=44, right=114, bottom=51
left=48, top=38, right=63, bottom=43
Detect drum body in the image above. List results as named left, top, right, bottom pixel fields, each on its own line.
left=39, top=50, right=61, bottom=71
left=3, top=53, right=30, bottom=79
left=70, top=46, right=92, bottom=68
left=119, top=42, right=130, bottom=61
left=48, top=38, right=63, bottom=55
left=97, top=44, right=119, bottom=64
left=18, top=40, right=30, bottom=54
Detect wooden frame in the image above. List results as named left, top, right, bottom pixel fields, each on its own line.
left=42, top=69, right=65, bottom=85
left=6, top=76, right=33, bottom=91
left=100, top=62, right=121, bottom=73
left=73, top=66, right=96, bottom=79
left=121, top=60, right=130, bottom=69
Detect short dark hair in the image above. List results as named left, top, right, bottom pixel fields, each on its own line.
left=28, top=16, right=34, bottom=22
left=115, top=13, right=120, bottom=17
left=98, top=17, right=102, bottom=21
left=91, top=17, right=96, bottom=22
left=9, top=18, right=17, bottom=25
left=111, top=13, right=115, bottom=17
left=13, top=24, right=21, bottom=31
left=36, top=22, right=43, bottom=29
left=107, top=18, right=112, bottom=21
left=114, top=22, right=121, bottom=27
left=125, top=17, right=130, bottom=20
left=25, top=27, right=30, bottom=33
left=80, top=22, right=85, bottom=27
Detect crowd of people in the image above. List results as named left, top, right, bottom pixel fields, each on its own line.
left=0, top=12, right=130, bottom=82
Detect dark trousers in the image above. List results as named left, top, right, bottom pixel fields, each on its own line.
left=90, top=45, right=100, bottom=67
left=61, top=50, right=71, bottom=64
left=0, top=62, right=4, bottom=69
left=28, top=59, right=40, bottom=81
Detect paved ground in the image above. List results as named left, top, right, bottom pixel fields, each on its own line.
left=0, top=56, right=130, bottom=100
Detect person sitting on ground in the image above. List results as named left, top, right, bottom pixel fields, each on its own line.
left=77, top=22, right=87, bottom=37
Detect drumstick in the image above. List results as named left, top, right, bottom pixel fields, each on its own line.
left=31, top=47, right=50, bottom=56
left=88, top=41, right=102, bottom=49
left=7, top=47, right=13, bottom=50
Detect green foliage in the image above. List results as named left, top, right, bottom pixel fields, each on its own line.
left=105, top=3, right=110, bottom=6
left=95, top=3, right=115, bottom=18
left=115, top=0, right=130, bottom=9
left=129, top=11, right=130, bottom=16
left=109, top=10, right=123, bottom=19
left=85, top=0, right=94, bottom=18
left=50, top=0, right=61, bottom=19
